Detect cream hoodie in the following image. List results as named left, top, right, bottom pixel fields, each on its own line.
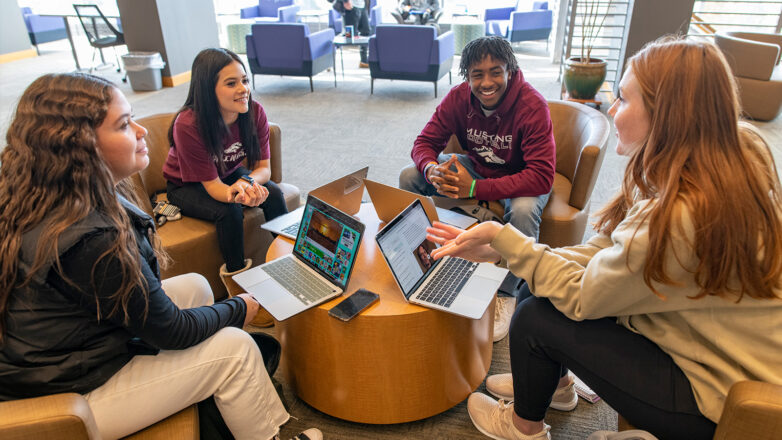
left=491, top=199, right=782, bottom=422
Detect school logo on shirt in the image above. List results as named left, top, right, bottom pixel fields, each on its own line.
left=466, top=128, right=511, bottom=164
left=466, top=128, right=512, bottom=150
left=222, top=142, right=246, bottom=163
left=473, top=145, right=506, bottom=164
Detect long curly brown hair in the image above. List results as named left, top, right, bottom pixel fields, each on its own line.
left=595, top=37, right=782, bottom=301
left=0, top=73, right=163, bottom=342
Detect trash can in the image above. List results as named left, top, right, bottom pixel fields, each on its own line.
left=122, top=52, right=166, bottom=91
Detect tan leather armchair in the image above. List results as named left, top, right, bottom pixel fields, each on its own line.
left=440, top=99, right=609, bottom=247
left=715, top=31, right=782, bottom=121
left=617, top=381, right=782, bottom=439
left=0, top=393, right=198, bottom=439
left=129, top=113, right=301, bottom=299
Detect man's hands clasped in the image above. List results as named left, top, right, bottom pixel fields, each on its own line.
left=425, top=155, right=475, bottom=199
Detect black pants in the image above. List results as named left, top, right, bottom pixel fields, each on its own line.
left=167, top=167, right=288, bottom=272
left=508, top=284, right=716, bottom=440
left=343, top=6, right=369, bottom=62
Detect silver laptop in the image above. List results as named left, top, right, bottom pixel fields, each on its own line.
left=233, top=195, right=366, bottom=321
left=364, top=179, right=477, bottom=229
left=262, top=167, right=369, bottom=239
left=375, top=199, right=507, bottom=319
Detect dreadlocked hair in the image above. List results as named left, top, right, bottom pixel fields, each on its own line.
left=459, top=36, right=519, bottom=79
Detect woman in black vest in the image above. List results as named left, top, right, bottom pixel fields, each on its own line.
left=0, top=73, right=320, bottom=440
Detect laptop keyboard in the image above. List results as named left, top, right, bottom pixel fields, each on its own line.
left=263, top=257, right=335, bottom=305
left=281, top=222, right=300, bottom=236
left=416, top=258, right=478, bottom=307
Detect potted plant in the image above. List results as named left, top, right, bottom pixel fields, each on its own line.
left=563, top=0, right=612, bottom=100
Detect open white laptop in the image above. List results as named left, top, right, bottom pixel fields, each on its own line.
left=262, top=167, right=369, bottom=239
left=364, top=179, right=477, bottom=229
left=375, top=199, right=507, bottom=319
left=233, top=195, right=366, bottom=321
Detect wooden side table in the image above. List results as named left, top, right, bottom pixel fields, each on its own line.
left=268, top=203, right=494, bottom=424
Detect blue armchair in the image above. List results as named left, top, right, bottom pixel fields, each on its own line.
left=250, top=4, right=301, bottom=23
left=329, top=9, right=343, bottom=34
left=368, top=25, right=454, bottom=97
left=240, top=0, right=295, bottom=19
left=20, top=7, right=67, bottom=54
left=485, top=1, right=552, bottom=47
left=369, top=4, right=382, bottom=34
left=246, top=23, right=337, bottom=92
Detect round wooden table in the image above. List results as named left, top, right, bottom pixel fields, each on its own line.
left=267, top=203, right=494, bottom=424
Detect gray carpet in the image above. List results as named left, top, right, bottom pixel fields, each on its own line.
left=2, top=38, right=781, bottom=439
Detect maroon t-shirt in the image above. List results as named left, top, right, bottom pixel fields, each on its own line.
left=163, top=100, right=270, bottom=185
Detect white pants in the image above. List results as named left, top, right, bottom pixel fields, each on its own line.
left=83, top=273, right=289, bottom=440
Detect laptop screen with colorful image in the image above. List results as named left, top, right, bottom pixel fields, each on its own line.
left=292, top=195, right=365, bottom=291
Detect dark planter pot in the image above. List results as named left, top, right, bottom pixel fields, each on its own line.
left=563, top=57, right=607, bottom=100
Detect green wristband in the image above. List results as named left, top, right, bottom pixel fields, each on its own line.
left=469, top=179, right=476, bottom=198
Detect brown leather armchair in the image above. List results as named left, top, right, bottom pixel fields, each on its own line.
left=715, top=31, right=782, bottom=121
left=617, top=381, right=782, bottom=439
left=129, top=113, right=301, bottom=299
left=440, top=99, right=609, bottom=247
left=0, top=393, right=198, bottom=439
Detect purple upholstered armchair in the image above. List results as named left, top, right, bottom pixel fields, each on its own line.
left=20, top=7, right=67, bottom=54
left=485, top=1, right=552, bottom=47
left=369, top=3, right=382, bottom=34
left=246, top=23, right=337, bottom=92
left=368, top=25, right=454, bottom=97
left=240, top=0, right=295, bottom=19
left=248, top=4, right=300, bottom=23
left=329, top=9, right=343, bottom=34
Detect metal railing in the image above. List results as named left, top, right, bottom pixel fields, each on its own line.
left=689, top=0, right=782, bottom=35
left=560, top=0, right=631, bottom=94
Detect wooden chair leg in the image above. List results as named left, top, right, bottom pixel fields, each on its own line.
left=434, top=81, right=437, bottom=98
left=371, top=78, right=374, bottom=94
left=309, top=76, right=314, bottom=92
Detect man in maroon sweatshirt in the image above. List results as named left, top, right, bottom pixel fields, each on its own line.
left=399, top=36, right=555, bottom=340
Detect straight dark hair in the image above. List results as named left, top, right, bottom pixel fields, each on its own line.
left=168, top=48, right=260, bottom=174
left=459, top=36, right=520, bottom=80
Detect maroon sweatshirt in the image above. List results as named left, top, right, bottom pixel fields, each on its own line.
left=411, top=69, right=555, bottom=200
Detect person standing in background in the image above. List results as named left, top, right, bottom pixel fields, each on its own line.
left=330, top=0, right=370, bottom=68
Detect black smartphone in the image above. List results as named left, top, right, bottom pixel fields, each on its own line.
left=328, top=288, right=379, bottom=322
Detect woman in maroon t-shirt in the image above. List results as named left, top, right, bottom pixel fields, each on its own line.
left=163, top=48, right=287, bottom=322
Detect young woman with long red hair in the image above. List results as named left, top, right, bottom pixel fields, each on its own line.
left=428, top=37, right=782, bottom=440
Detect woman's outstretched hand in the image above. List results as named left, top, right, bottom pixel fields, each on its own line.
left=426, top=221, right=504, bottom=263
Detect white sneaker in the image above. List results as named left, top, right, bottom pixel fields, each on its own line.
left=493, top=296, right=516, bottom=342
left=485, top=373, right=579, bottom=411
left=467, top=393, right=551, bottom=440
